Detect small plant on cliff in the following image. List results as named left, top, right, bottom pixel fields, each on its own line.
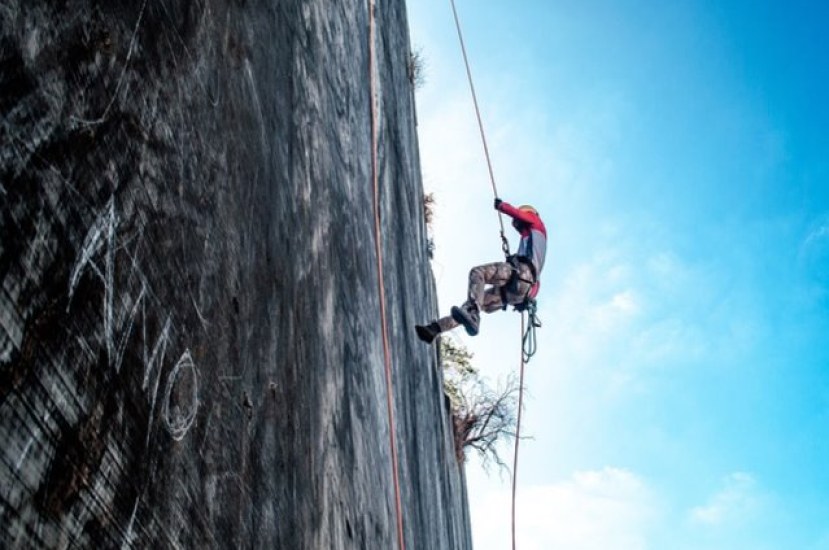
left=440, top=337, right=519, bottom=469
left=441, top=335, right=476, bottom=407
left=423, top=192, right=435, bottom=226
left=423, top=192, right=436, bottom=258
left=408, top=47, right=427, bottom=89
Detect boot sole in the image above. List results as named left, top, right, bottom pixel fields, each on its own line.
left=451, top=306, right=479, bottom=337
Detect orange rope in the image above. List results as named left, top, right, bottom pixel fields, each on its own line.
left=512, top=312, right=527, bottom=550
left=448, top=0, right=510, bottom=256
left=368, top=2, right=406, bottom=549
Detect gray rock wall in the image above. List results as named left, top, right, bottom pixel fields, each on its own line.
left=1, top=1, right=472, bottom=548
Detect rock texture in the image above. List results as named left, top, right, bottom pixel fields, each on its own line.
left=1, top=1, right=472, bottom=548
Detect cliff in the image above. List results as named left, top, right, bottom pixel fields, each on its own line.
left=1, top=1, right=472, bottom=548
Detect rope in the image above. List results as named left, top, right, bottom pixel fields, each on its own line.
left=447, top=3, right=543, bottom=546
left=511, top=302, right=541, bottom=549
left=368, top=2, right=406, bottom=549
left=448, top=0, right=510, bottom=257
left=522, top=300, right=541, bottom=363
left=512, top=312, right=528, bottom=550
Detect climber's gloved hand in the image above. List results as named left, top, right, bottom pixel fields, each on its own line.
left=494, top=197, right=503, bottom=210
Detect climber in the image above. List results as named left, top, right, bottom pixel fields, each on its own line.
left=416, top=198, right=547, bottom=343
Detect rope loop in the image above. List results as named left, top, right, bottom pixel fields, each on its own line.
left=521, top=300, right=541, bottom=363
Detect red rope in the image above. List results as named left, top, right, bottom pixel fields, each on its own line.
left=512, top=312, right=527, bottom=550
left=368, top=2, right=406, bottom=549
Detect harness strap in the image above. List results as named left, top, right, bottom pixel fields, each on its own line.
left=500, top=256, right=537, bottom=310
left=508, top=254, right=537, bottom=280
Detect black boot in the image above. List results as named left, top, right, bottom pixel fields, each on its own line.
left=451, top=303, right=480, bottom=336
left=415, top=322, right=441, bottom=344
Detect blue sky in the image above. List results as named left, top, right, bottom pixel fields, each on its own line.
left=407, top=1, right=829, bottom=548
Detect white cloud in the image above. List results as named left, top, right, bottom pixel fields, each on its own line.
left=611, top=290, right=640, bottom=314
left=471, top=467, right=658, bottom=550
left=541, top=253, right=648, bottom=381
left=689, top=472, right=764, bottom=527
left=799, top=216, right=829, bottom=291
left=647, top=251, right=692, bottom=290
left=632, top=316, right=706, bottom=365
left=798, top=216, right=829, bottom=263
left=803, top=223, right=829, bottom=248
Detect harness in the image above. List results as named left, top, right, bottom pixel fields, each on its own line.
left=498, top=254, right=543, bottom=362
left=500, top=254, right=537, bottom=311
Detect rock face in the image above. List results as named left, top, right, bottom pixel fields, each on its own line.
left=1, top=1, right=472, bottom=548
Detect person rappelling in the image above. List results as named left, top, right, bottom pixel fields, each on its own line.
left=415, top=198, right=547, bottom=343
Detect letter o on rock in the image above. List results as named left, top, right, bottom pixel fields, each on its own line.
left=163, top=349, right=200, bottom=441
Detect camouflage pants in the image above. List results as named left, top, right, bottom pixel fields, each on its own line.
left=436, top=261, right=534, bottom=333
